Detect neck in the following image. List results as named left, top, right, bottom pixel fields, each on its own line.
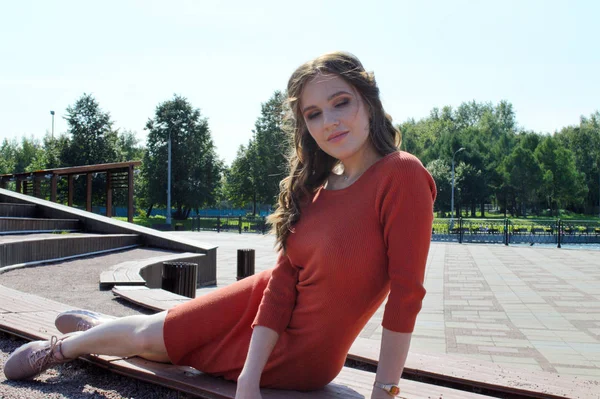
left=340, top=143, right=382, bottom=181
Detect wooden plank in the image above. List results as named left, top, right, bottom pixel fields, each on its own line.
left=0, top=284, right=497, bottom=398
left=87, top=356, right=494, bottom=399
left=0, top=287, right=73, bottom=313
left=113, top=286, right=595, bottom=399
left=112, top=287, right=189, bottom=312
left=0, top=234, right=139, bottom=267
left=99, top=252, right=202, bottom=288
left=349, top=337, right=594, bottom=399
left=0, top=310, right=62, bottom=340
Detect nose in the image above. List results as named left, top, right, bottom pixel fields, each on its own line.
left=322, top=109, right=339, bottom=129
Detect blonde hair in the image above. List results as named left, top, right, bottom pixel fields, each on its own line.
left=268, top=51, right=401, bottom=251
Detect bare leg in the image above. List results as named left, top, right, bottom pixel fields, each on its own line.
left=59, top=311, right=171, bottom=363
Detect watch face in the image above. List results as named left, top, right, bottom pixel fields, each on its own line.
left=389, top=386, right=400, bottom=395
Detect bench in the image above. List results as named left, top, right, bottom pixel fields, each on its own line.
left=111, top=286, right=595, bottom=399
left=99, top=252, right=214, bottom=289
left=348, top=337, right=594, bottom=399
left=112, top=286, right=190, bottom=311
left=0, top=285, right=494, bottom=398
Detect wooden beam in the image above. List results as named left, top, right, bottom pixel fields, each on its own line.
left=50, top=175, right=57, bottom=202
left=68, top=175, right=74, bottom=206
left=51, top=161, right=142, bottom=176
left=16, top=179, right=22, bottom=193
left=106, top=171, right=112, bottom=217
left=33, top=175, right=41, bottom=198
left=128, top=165, right=134, bottom=223
left=86, top=173, right=92, bottom=212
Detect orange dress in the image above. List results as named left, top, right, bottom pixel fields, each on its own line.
left=163, top=151, right=436, bottom=390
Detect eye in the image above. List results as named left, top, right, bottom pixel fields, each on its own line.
left=306, top=111, right=321, bottom=120
left=335, top=98, right=350, bottom=107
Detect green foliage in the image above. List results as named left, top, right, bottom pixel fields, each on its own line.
left=426, top=159, right=451, bottom=215
left=534, top=136, right=588, bottom=215
left=224, top=91, right=288, bottom=214
left=142, top=94, right=223, bottom=220
left=63, top=93, right=120, bottom=167
left=224, top=143, right=256, bottom=209
left=399, top=100, right=598, bottom=218
left=1, top=92, right=598, bottom=220
left=500, top=146, right=542, bottom=216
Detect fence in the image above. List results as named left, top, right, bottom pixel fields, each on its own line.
left=432, top=218, right=600, bottom=247
left=191, top=215, right=600, bottom=247
left=191, top=215, right=268, bottom=234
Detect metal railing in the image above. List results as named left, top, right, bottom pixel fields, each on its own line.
left=432, top=218, right=600, bottom=247
left=191, top=215, right=268, bottom=234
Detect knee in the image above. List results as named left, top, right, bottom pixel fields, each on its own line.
left=132, top=313, right=166, bottom=354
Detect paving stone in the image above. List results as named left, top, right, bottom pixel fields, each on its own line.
left=170, top=234, right=600, bottom=382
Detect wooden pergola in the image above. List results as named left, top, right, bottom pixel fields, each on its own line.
left=0, top=161, right=141, bottom=222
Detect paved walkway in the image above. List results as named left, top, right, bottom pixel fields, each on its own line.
left=173, top=231, right=600, bottom=381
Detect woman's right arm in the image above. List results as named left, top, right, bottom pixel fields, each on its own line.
left=238, top=251, right=298, bottom=397
left=235, top=326, right=279, bottom=399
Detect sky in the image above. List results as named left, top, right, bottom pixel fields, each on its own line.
left=1, top=0, right=598, bottom=166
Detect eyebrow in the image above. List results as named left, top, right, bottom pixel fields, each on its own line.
left=302, top=90, right=352, bottom=113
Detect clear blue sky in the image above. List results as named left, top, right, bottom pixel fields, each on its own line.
left=1, top=0, right=598, bottom=165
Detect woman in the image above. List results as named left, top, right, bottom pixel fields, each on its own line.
left=4, top=51, right=436, bottom=399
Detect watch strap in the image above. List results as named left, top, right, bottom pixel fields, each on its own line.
left=373, top=381, right=401, bottom=396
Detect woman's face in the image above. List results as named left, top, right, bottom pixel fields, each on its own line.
left=300, top=73, right=372, bottom=162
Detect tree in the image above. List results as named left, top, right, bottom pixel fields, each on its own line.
left=501, top=146, right=542, bottom=216
left=224, top=143, right=258, bottom=212
left=224, top=91, right=289, bottom=215
left=454, top=162, right=483, bottom=217
left=555, top=111, right=600, bottom=214
left=426, top=159, right=451, bottom=216
left=143, top=95, right=223, bottom=219
left=535, top=136, right=587, bottom=216
left=63, top=93, right=119, bottom=167
left=253, top=91, right=289, bottom=206
left=0, top=139, right=18, bottom=175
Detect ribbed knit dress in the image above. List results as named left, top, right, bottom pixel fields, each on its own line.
left=163, top=151, right=436, bottom=390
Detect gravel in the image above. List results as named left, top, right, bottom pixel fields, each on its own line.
left=0, top=248, right=200, bottom=399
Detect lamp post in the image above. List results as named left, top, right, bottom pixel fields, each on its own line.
left=156, top=119, right=182, bottom=226
left=50, top=111, right=55, bottom=138
left=167, top=126, right=172, bottom=226
left=450, top=147, right=465, bottom=228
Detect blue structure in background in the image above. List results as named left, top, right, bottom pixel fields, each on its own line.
left=90, top=206, right=270, bottom=218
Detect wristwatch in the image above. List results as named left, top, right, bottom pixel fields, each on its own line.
left=373, top=381, right=401, bottom=396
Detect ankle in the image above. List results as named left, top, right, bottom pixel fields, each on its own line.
left=58, top=333, right=82, bottom=359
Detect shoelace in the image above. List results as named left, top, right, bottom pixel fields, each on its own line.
left=30, top=336, right=64, bottom=373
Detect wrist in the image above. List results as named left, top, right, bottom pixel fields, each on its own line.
left=237, top=370, right=261, bottom=387
left=373, top=380, right=401, bottom=397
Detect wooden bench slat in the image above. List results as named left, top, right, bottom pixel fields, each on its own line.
left=349, top=337, right=594, bottom=399
left=112, top=287, right=189, bottom=312
left=112, top=285, right=596, bottom=399
left=0, top=284, right=498, bottom=398
left=98, top=252, right=203, bottom=288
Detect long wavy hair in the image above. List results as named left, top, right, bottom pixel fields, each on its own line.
left=268, top=51, right=402, bottom=251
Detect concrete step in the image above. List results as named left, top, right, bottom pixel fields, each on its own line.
left=0, top=233, right=140, bottom=268
left=0, top=202, right=37, bottom=218
left=0, top=217, right=81, bottom=234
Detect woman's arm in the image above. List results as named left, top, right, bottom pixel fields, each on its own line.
left=371, top=328, right=412, bottom=398
left=235, top=326, right=280, bottom=399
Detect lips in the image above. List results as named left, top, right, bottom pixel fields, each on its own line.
left=327, top=131, right=349, bottom=142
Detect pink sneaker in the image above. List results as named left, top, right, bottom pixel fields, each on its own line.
left=4, top=336, right=74, bottom=380
left=55, top=310, right=116, bottom=334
